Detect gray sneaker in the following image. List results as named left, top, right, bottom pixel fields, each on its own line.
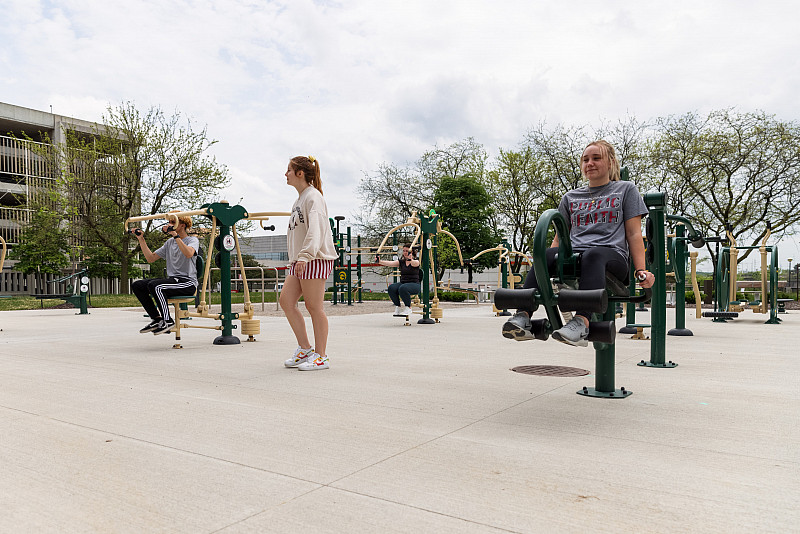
left=552, top=316, right=589, bottom=347
left=502, top=311, right=534, bottom=341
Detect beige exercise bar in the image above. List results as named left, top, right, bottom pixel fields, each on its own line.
left=124, top=209, right=209, bottom=231
left=376, top=222, right=422, bottom=254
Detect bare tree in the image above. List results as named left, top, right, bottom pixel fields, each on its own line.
left=354, top=138, right=487, bottom=239
left=652, top=109, right=800, bottom=262
left=523, top=121, right=587, bottom=194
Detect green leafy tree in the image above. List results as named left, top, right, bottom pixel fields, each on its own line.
left=9, top=206, right=71, bottom=275
left=51, top=101, right=229, bottom=293
left=484, top=148, right=554, bottom=267
left=432, top=175, right=500, bottom=275
left=82, top=243, right=143, bottom=280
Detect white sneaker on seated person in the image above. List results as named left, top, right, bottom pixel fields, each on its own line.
left=552, top=316, right=590, bottom=347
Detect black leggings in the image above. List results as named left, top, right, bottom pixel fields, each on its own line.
left=521, top=246, right=629, bottom=321
left=132, top=276, right=197, bottom=322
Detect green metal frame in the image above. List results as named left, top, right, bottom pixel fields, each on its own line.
left=664, top=215, right=704, bottom=336
left=495, top=189, right=680, bottom=397
left=529, top=209, right=653, bottom=398
left=638, top=193, right=676, bottom=368
left=715, top=242, right=781, bottom=325
left=59, top=268, right=91, bottom=315
left=203, top=201, right=249, bottom=345
left=331, top=219, right=367, bottom=306
left=417, top=212, right=438, bottom=324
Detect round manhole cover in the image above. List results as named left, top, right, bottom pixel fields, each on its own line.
left=511, top=365, right=589, bottom=377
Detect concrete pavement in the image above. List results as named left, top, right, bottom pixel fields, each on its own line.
left=0, top=304, right=797, bottom=533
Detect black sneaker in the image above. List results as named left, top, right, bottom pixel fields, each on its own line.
left=153, top=320, right=175, bottom=335
left=502, top=311, right=534, bottom=341
left=140, top=319, right=162, bottom=333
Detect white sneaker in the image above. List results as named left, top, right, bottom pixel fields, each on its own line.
left=552, top=316, right=590, bottom=347
left=285, top=346, right=313, bottom=368
left=398, top=306, right=413, bottom=316
left=298, top=352, right=329, bottom=371
left=393, top=306, right=402, bottom=316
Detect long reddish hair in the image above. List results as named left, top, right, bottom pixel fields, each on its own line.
left=290, top=156, right=323, bottom=194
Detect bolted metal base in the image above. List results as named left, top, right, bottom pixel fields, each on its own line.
left=618, top=325, right=638, bottom=334
left=213, top=335, right=241, bottom=345
left=638, top=360, right=678, bottom=368
left=577, top=386, right=632, bottom=399
left=417, top=317, right=436, bottom=324
left=668, top=328, right=693, bottom=336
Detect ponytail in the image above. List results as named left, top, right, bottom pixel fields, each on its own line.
left=290, top=155, right=323, bottom=195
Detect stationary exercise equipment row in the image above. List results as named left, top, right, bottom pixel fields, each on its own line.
left=125, top=201, right=289, bottom=348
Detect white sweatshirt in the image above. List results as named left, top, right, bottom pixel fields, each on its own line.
left=287, top=186, right=338, bottom=263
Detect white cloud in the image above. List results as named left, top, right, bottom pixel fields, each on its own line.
left=2, top=0, right=800, bottom=257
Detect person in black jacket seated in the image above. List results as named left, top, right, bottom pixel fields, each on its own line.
left=376, top=243, right=421, bottom=316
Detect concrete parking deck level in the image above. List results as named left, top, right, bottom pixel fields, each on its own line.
left=0, top=304, right=798, bottom=533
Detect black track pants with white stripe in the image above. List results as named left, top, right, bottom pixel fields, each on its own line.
left=132, top=277, right=197, bottom=322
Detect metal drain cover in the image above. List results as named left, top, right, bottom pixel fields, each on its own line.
left=511, top=365, right=589, bottom=377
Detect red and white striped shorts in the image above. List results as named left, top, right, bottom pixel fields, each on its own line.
left=288, top=259, right=334, bottom=280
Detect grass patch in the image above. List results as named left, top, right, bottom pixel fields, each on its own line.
left=0, top=290, right=393, bottom=311
left=0, top=296, right=70, bottom=311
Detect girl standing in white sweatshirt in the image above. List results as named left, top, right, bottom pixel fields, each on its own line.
left=280, top=156, right=338, bottom=370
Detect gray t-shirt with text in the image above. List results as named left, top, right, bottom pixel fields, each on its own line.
left=154, top=236, right=200, bottom=285
left=557, top=180, right=648, bottom=260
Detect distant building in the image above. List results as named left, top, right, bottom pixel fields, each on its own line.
left=236, top=233, right=289, bottom=268
left=0, top=102, right=100, bottom=248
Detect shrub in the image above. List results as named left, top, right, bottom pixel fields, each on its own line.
left=439, top=291, right=467, bottom=302
left=684, top=291, right=706, bottom=304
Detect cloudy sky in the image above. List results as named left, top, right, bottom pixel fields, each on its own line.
left=3, top=0, right=800, bottom=262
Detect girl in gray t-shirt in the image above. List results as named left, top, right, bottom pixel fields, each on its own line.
left=502, top=141, right=655, bottom=347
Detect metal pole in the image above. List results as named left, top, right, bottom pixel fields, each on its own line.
left=669, top=224, right=692, bottom=336
left=331, top=217, right=341, bottom=305
left=357, top=235, right=363, bottom=303
left=393, top=234, right=398, bottom=285
left=346, top=226, right=352, bottom=306
left=417, top=212, right=437, bottom=324
left=639, top=192, right=675, bottom=368
left=213, top=222, right=240, bottom=345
